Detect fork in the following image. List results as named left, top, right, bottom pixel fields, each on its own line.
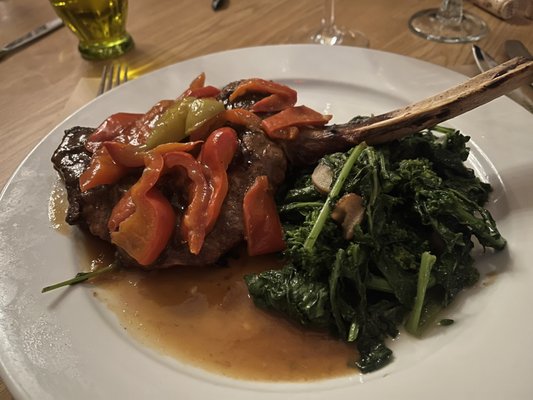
left=97, top=63, right=129, bottom=96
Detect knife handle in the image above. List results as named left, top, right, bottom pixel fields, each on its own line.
left=1, top=18, right=63, bottom=56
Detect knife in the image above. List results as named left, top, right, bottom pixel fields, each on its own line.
left=505, top=40, right=533, bottom=60
left=505, top=40, right=533, bottom=87
left=0, top=18, right=64, bottom=61
left=472, top=44, right=533, bottom=113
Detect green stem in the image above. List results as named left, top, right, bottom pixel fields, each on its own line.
left=279, top=202, right=324, bottom=213
left=41, top=262, right=117, bottom=293
left=432, top=125, right=457, bottom=135
left=405, top=252, right=437, bottom=336
left=304, top=142, right=367, bottom=251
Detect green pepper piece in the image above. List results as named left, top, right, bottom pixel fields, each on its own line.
left=145, top=97, right=225, bottom=149
left=145, top=97, right=194, bottom=149
left=185, top=98, right=225, bottom=135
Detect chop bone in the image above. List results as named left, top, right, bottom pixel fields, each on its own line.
left=282, top=56, right=533, bottom=165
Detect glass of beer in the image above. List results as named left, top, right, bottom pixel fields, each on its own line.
left=49, top=0, right=134, bottom=60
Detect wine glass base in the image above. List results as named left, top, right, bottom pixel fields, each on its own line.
left=408, top=8, right=488, bottom=43
left=311, top=26, right=369, bottom=47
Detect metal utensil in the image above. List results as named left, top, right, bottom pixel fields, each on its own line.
left=505, top=40, right=533, bottom=60
left=0, top=18, right=64, bottom=61
left=472, top=45, right=533, bottom=113
left=505, top=40, right=533, bottom=88
left=212, top=0, right=226, bottom=11
left=97, top=64, right=129, bottom=96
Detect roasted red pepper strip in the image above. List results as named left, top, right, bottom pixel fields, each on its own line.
left=242, top=175, right=286, bottom=256
left=199, top=127, right=239, bottom=233
left=187, top=85, right=221, bottom=98
left=179, top=72, right=221, bottom=99
left=261, top=105, right=332, bottom=139
left=104, top=141, right=203, bottom=168
left=102, top=142, right=145, bottom=167
left=108, top=191, right=135, bottom=233
left=252, top=94, right=291, bottom=113
left=189, top=108, right=263, bottom=142
left=186, top=73, right=206, bottom=92
left=223, top=108, right=263, bottom=131
left=152, top=141, right=204, bottom=156
left=165, top=152, right=211, bottom=255
left=109, top=153, right=175, bottom=266
left=80, top=141, right=203, bottom=192
left=85, top=112, right=143, bottom=153
left=79, top=146, right=129, bottom=192
left=228, top=79, right=297, bottom=113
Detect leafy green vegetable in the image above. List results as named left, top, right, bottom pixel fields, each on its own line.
left=245, top=265, right=332, bottom=327
left=245, top=127, right=506, bottom=374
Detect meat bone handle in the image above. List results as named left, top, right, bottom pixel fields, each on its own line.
left=349, top=56, right=533, bottom=145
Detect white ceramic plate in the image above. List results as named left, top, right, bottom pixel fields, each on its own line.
left=1, top=45, right=532, bottom=399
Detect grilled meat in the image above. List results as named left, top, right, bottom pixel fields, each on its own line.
left=51, top=124, right=287, bottom=267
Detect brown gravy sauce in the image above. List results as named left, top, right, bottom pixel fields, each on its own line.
left=49, top=186, right=359, bottom=382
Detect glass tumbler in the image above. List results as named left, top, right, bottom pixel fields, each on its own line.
left=49, top=0, right=134, bottom=60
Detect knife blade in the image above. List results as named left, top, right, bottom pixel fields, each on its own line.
left=0, top=18, right=64, bottom=61
left=472, top=44, right=533, bottom=113
left=505, top=40, right=533, bottom=60
left=505, top=40, right=533, bottom=88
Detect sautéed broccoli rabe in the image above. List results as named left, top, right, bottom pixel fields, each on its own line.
left=245, top=126, right=506, bottom=373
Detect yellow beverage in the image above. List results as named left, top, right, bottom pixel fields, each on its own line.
left=50, top=0, right=133, bottom=60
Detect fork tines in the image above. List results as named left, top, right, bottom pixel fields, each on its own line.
left=97, top=63, right=129, bottom=96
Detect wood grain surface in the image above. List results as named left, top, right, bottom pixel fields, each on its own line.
left=0, top=0, right=531, bottom=398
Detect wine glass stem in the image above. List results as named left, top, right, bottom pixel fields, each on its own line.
left=323, top=0, right=336, bottom=30
left=438, top=0, right=464, bottom=25
left=309, top=0, right=368, bottom=47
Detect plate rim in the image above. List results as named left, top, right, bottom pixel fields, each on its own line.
left=1, top=44, right=532, bottom=400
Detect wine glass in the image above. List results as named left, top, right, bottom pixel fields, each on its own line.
left=309, top=0, right=369, bottom=47
left=408, top=0, right=488, bottom=43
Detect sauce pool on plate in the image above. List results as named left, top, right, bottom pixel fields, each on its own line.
left=50, top=184, right=359, bottom=382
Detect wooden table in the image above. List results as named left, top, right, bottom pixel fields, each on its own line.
left=0, top=0, right=531, bottom=398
